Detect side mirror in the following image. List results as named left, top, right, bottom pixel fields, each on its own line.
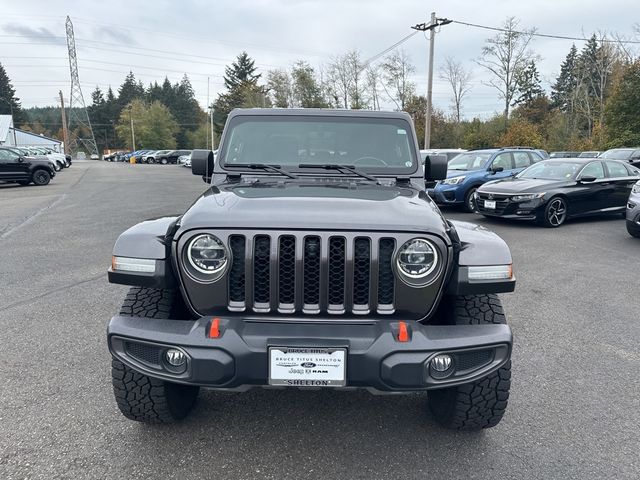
left=489, top=166, right=504, bottom=174
left=578, top=175, right=597, bottom=183
left=18, top=157, right=24, bottom=163
left=424, top=154, right=447, bottom=181
left=191, top=149, right=215, bottom=182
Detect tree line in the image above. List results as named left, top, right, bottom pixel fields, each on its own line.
left=2, top=15, right=639, bottom=153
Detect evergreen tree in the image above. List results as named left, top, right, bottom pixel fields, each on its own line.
left=551, top=45, right=578, bottom=111
left=214, top=53, right=265, bottom=134
left=604, top=60, right=640, bottom=147
left=224, top=52, right=261, bottom=90
left=88, top=86, right=109, bottom=152
left=117, top=71, right=145, bottom=111
left=172, top=75, right=205, bottom=147
left=0, top=63, right=26, bottom=126
left=513, top=60, right=545, bottom=107
left=291, top=61, right=327, bottom=108
left=147, top=81, right=163, bottom=104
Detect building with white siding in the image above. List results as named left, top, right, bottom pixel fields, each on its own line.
left=0, top=114, right=63, bottom=152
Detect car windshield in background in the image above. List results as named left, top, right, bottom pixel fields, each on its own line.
left=518, top=161, right=582, bottom=180
left=600, top=149, right=633, bottom=160
left=447, top=152, right=492, bottom=171
left=220, top=116, right=417, bottom=173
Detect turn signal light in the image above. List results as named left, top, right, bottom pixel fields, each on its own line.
left=208, top=317, right=221, bottom=338
left=397, top=321, right=409, bottom=342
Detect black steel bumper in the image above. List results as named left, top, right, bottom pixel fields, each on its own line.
left=108, top=315, right=512, bottom=392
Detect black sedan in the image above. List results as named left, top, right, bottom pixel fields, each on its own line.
left=475, top=158, right=640, bottom=227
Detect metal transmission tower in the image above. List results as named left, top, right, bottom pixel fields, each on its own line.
left=65, top=16, right=98, bottom=157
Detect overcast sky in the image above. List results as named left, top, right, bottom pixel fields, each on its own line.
left=1, top=0, right=638, bottom=120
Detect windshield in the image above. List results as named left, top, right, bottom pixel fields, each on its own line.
left=220, top=116, right=417, bottom=174
left=518, top=161, right=582, bottom=180
left=447, top=152, right=492, bottom=171
left=600, top=149, right=633, bottom=160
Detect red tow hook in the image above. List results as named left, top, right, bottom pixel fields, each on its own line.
left=397, top=321, right=410, bottom=342
left=208, top=317, right=221, bottom=338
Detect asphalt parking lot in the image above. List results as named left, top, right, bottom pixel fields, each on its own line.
left=1, top=161, right=638, bottom=480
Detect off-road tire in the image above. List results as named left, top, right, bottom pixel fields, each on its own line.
left=111, top=287, right=199, bottom=423
left=428, top=294, right=511, bottom=431
left=32, top=169, right=51, bottom=186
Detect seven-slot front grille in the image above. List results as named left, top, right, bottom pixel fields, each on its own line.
left=226, top=233, right=396, bottom=315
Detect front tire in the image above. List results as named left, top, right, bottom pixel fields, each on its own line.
left=32, top=169, right=51, bottom=186
left=111, top=287, right=199, bottom=423
left=540, top=196, right=567, bottom=227
left=428, top=294, right=512, bottom=431
left=627, top=220, right=640, bottom=238
left=463, top=187, right=478, bottom=213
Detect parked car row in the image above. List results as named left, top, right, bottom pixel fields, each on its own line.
left=425, top=147, right=640, bottom=237
left=0, top=145, right=72, bottom=186
left=102, top=149, right=192, bottom=164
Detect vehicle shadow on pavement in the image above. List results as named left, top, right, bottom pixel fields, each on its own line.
left=120, top=388, right=495, bottom=477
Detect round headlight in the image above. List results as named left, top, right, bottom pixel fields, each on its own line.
left=187, top=234, right=227, bottom=274
left=397, top=238, right=438, bottom=278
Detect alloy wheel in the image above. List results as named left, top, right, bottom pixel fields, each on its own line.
left=547, top=198, right=567, bottom=226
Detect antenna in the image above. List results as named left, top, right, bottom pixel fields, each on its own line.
left=65, top=15, right=98, bottom=158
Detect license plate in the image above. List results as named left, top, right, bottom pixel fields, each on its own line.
left=269, top=347, right=346, bottom=387
left=484, top=200, right=496, bottom=209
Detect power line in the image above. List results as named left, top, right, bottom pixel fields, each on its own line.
left=361, top=30, right=420, bottom=68
left=451, top=19, right=640, bottom=44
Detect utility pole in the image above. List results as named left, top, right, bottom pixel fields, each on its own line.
left=59, top=91, right=70, bottom=154
left=210, top=106, right=215, bottom=150
left=129, top=107, right=136, bottom=151
left=411, top=13, right=452, bottom=149
left=206, top=77, right=210, bottom=150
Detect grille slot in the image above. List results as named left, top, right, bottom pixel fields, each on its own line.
left=228, top=236, right=246, bottom=303
left=225, top=233, right=397, bottom=315
left=303, top=237, right=321, bottom=311
left=353, top=238, right=371, bottom=309
left=328, top=237, right=346, bottom=309
left=377, top=238, right=395, bottom=309
left=253, top=235, right=271, bottom=308
left=278, top=236, right=296, bottom=306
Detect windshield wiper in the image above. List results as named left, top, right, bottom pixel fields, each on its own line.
left=298, top=163, right=379, bottom=183
left=224, top=163, right=298, bottom=179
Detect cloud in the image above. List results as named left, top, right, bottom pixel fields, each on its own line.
left=1, top=24, right=67, bottom=45
left=94, top=26, right=138, bottom=46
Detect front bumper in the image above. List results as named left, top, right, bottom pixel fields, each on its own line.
left=427, top=185, right=463, bottom=205
left=108, top=315, right=512, bottom=392
left=476, top=196, right=544, bottom=220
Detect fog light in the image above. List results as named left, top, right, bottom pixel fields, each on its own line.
left=165, top=349, right=187, bottom=367
left=431, top=354, right=453, bottom=372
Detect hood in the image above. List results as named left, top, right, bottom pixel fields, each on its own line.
left=178, top=179, right=449, bottom=235
left=445, top=169, right=471, bottom=179
left=478, top=176, right=572, bottom=193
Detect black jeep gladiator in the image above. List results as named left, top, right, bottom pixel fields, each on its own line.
left=107, top=109, right=515, bottom=431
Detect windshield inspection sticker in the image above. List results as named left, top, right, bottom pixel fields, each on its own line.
left=405, top=161, right=412, bottom=167
left=397, top=129, right=407, bottom=135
